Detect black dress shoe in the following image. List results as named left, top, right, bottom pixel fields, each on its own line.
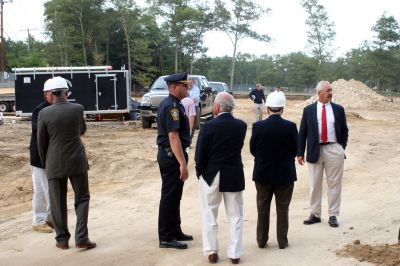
left=159, top=240, right=188, bottom=249
left=328, top=216, right=339, bottom=227
left=258, top=243, right=267, bottom=249
left=175, top=233, right=193, bottom=241
left=279, top=242, right=289, bottom=249
left=303, top=214, right=321, bottom=225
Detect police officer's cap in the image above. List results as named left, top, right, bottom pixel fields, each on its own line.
left=164, top=72, right=189, bottom=85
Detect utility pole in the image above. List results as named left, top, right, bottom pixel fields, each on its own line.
left=20, top=27, right=37, bottom=52
left=0, top=0, right=12, bottom=86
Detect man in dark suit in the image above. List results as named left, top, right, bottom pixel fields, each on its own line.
left=297, top=81, right=349, bottom=228
left=37, top=76, right=96, bottom=250
left=250, top=91, right=298, bottom=250
left=195, top=92, right=247, bottom=265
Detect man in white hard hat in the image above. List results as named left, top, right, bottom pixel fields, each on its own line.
left=37, top=76, right=96, bottom=250
left=29, top=79, right=55, bottom=233
left=250, top=91, right=298, bottom=249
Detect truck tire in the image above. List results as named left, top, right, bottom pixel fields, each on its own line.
left=11, top=102, right=16, bottom=112
left=0, top=102, right=8, bottom=112
left=141, top=118, right=152, bottom=129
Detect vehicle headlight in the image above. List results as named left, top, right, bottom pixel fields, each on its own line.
left=141, top=95, right=151, bottom=105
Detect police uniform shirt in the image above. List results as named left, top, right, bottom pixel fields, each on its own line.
left=156, top=94, right=190, bottom=148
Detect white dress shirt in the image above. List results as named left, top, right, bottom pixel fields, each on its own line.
left=317, top=101, right=337, bottom=143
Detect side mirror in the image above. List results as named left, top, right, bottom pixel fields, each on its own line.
left=143, top=86, right=150, bottom=93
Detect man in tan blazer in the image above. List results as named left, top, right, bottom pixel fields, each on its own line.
left=37, top=76, right=96, bottom=250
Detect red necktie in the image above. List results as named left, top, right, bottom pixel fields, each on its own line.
left=321, top=104, right=327, bottom=143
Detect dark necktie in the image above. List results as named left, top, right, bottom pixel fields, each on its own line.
left=321, top=104, right=327, bottom=143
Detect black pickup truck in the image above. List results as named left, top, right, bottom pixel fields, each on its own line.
left=139, top=75, right=215, bottom=129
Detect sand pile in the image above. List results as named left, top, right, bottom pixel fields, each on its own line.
left=303, top=79, right=400, bottom=110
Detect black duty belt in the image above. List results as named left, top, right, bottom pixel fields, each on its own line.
left=320, top=142, right=336, bottom=146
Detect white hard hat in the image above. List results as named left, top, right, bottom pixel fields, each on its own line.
left=43, top=76, right=71, bottom=92
left=266, top=91, right=286, bottom=107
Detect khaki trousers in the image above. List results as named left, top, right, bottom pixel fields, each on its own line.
left=199, top=173, right=243, bottom=259
left=253, top=103, right=264, bottom=122
left=308, top=143, right=345, bottom=217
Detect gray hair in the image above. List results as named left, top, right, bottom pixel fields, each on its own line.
left=316, top=80, right=331, bottom=92
left=215, top=92, right=235, bottom=112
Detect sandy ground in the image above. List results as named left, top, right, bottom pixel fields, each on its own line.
left=0, top=99, right=399, bottom=266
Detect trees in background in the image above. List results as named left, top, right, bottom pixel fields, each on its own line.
left=214, top=0, right=270, bottom=90
left=301, top=0, right=335, bottom=80
left=4, top=1, right=400, bottom=92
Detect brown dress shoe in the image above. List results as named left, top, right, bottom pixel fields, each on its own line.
left=56, top=242, right=69, bottom=250
left=208, top=253, right=218, bottom=264
left=230, top=258, right=240, bottom=264
left=76, top=239, right=97, bottom=249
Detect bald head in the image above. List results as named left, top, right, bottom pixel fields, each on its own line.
left=213, top=92, right=235, bottom=115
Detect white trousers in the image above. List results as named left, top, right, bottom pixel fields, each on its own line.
left=308, top=143, right=345, bottom=217
left=253, top=103, right=264, bottom=122
left=199, top=173, right=243, bottom=259
left=31, top=166, right=51, bottom=226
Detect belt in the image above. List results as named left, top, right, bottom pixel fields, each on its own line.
left=159, top=146, right=172, bottom=153
left=320, top=142, right=336, bottom=145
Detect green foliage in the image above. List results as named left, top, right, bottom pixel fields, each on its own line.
left=3, top=0, right=399, bottom=92
left=301, top=0, right=335, bottom=79
left=214, top=0, right=271, bottom=89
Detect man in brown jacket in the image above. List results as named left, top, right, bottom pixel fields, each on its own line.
left=37, top=76, right=96, bottom=250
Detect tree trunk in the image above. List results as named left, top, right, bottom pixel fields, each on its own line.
left=78, top=6, right=88, bottom=66
left=229, top=34, right=238, bottom=90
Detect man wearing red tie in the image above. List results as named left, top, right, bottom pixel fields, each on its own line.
left=297, top=81, right=349, bottom=228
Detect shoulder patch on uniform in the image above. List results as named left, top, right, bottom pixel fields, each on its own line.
left=170, top=107, right=180, bottom=121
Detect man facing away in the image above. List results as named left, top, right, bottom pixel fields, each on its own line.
left=195, top=92, right=247, bottom=264
left=297, top=81, right=349, bottom=228
left=249, top=83, right=266, bottom=122
left=29, top=84, right=54, bottom=233
left=37, top=76, right=96, bottom=250
left=250, top=91, right=298, bottom=249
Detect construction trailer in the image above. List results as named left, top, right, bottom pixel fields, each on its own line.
left=12, top=66, right=130, bottom=118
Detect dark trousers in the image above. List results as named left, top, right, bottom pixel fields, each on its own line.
left=48, top=172, right=90, bottom=244
left=255, top=182, right=294, bottom=247
left=157, top=147, right=188, bottom=241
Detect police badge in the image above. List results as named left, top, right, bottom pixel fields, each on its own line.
left=170, top=107, right=179, bottom=121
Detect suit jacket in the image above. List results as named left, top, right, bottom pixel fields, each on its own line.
left=250, top=115, right=298, bottom=185
left=195, top=113, right=247, bottom=192
left=297, top=101, right=349, bottom=163
left=30, top=101, right=51, bottom=168
left=37, top=99, right=88, bottom=179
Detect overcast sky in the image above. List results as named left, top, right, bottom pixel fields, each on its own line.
left=3, top=0, right=400, bottom=58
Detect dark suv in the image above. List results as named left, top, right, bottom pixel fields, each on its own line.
left=139, top=75, right=214, bottom=129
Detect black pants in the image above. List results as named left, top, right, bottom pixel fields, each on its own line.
left=48, top=172, right=90, bottom=244
left=255, top=182, right=294, bottom=247
left=157, top=147, right=188, bottom=241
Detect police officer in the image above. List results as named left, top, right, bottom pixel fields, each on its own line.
left=157, top=72, right=193, bottom=249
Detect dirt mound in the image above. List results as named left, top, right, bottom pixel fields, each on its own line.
left=303, top=79, right=400, bottom=110
left=337, top=242, right=400, bottom=265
